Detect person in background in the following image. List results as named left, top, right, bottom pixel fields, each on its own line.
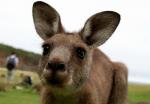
left=6, top=52, right=19, bottom=82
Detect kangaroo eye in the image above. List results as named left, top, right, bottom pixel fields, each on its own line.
left=42, top=44, right=50, bottom=56
left=76, top=47, right=86, bottom=59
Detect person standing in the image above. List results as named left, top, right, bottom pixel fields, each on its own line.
left=6, top=52, right=19, bottom=82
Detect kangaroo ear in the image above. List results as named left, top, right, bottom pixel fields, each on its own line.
left=32, top=1, right=64, bottom=40
left=80, top=11, right=120, bottom=48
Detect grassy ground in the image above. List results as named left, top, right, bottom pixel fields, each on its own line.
left=129, top=84, right=150, bottom=104
left=0, top=68, right=40, bottom=104
left=0, top=68, right=150, bottom=104
left=0, top=68, right=40, bottom=84
left=0, top=88, right=40, bottom=104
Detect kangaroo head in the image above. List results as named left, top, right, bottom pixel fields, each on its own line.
left=32, top=1, right=120, bottom=90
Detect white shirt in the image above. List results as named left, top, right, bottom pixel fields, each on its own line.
left=6, top=55, right=19, bottom=65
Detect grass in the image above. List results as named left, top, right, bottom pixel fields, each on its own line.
left=128, top=84, right=150, bottom=104
left=0, top=68, right=40, bottom=104
left=0, top=88, right=40, bottom=104
left=0, top=68, right=150, bottom=104
left=0, top=68, right=40, bottom=84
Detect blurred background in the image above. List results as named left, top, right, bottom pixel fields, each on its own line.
left=0, top=0, right=150, bottom=104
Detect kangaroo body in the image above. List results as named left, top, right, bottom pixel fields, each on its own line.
left=41, top=49, right=128, bottom=104
left=32, top=1, right=128, bottom=104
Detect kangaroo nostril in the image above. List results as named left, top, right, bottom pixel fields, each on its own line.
left=47, top=62, right=53, bottom=69
left=57, top=63, right=65, bottom=71
left=47, top=62, right=65, bottom=71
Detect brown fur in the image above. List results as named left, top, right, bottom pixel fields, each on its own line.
left=39, top=48, right=128, bottom=104
left=32, top=1, right=128, bottom=104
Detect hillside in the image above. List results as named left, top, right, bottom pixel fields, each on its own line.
left=0, top=43, right=41, bottom=70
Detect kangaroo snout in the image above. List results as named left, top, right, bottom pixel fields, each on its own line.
left=44, top=60, right=68, bottom=86
left=47, top=61, right=65, bottom=72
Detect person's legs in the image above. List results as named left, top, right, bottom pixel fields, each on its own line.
left=6, top=69, right=14, bottom=82
left=6, top=63, right=15, bottom=83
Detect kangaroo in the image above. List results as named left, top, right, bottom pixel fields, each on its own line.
left=32, top=1, right=128, bottom=104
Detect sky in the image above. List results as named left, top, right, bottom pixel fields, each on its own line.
left=0, top=0, right=150, bottom=84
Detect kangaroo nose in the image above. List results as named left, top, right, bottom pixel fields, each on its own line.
left=47, top=61, right=65, bottom=71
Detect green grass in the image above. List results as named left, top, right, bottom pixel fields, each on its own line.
left=128, top=84, right=150, bottom=104
left=0, top=68, right=150, bottom=104
left=0, top=88, right=39, bottom=104
left=0, top=68, right=40, bottom=104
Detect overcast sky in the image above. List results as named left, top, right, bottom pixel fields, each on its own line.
left=0, top=0, right=150, bottom=84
